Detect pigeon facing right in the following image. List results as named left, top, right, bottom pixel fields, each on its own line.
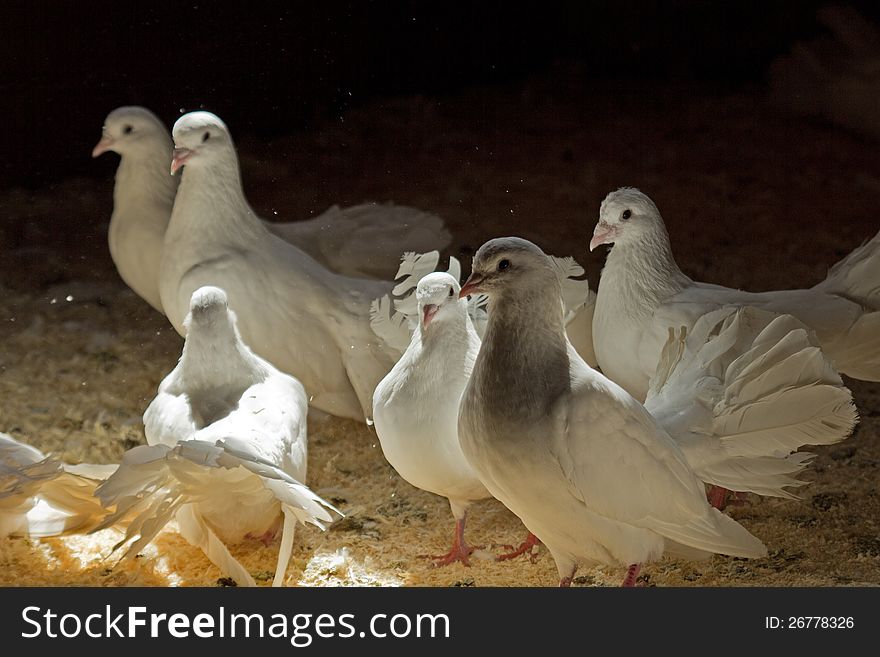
left=95, top=287, right=337, bottom=587
left=457, top=237, right=767, bottom=586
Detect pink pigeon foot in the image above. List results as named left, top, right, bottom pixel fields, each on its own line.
left=708, top=486, right=749, bottom=510
left=419, top=518, right=480, bottom=567
left=496, top=532, right=541, bottom=563
left=246, top=527, right=279, bottom=547
left=621, top=563, right=641, bottom=587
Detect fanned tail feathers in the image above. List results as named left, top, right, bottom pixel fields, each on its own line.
left=647, top=306, right=857, bottom=498
left=94, top=441, right=338, bottom=586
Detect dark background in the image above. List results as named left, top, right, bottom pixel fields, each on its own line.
left=1, top=0, right=875, bottom=189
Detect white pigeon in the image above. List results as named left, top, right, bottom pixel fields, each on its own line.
left=644, top=306, right=856, bottom=506
left=372, top=272, right=491, bottom=565
left=94, top=287, right=338, bottom=587
left=1, top=433, right=115, bottom=538
left=92, top=106, right=179, bottom=313
left=591, top=187, right=880, bottom=401
left=160, top=111, right=401, bottom=421
left=370, top=250, right=598, bottom=366
left=93, top=107, right=450, bottom=313
left=457, top=237, right=767, bottom=586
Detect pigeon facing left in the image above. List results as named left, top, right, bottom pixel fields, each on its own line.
left=372, top=272, right=492, bottom=565
left=458, top=237, right=767, bottom=586
left=92, top=106, right=179, bottom=313
left=160, top=111, right=399, bottom=421
left=95, top=287, right=337, bottom=587
left=591, top=187, right=880, bottom=401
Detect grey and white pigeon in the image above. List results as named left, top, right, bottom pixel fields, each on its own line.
left=94, top=287, right=338, bottom=587
left=160, top=111, right=401, bottom=421
left=93, top=107, right=451, bottom=313
left=372, top=272, right=492, bottom=565
left=457, top=237, right=767, bottom=586
left=1, top=433, right=114, bottom=538
left=92, top=106, right=178, bottom=313
left=591, top=187, right=880, bottom=400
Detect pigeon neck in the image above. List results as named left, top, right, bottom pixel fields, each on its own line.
left=115, top=142, right=178, bottom=216
left=474, top=284, right=571, bottom=422
left=418, top=302, right=469, bottom=343
left=600, top=225, right=689, bottom=312
left=171, top=152, right=264, bottom=240
left=179, top=324, right=268, bottom=392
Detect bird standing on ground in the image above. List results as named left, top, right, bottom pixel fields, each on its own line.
left=159, top=111, right=400, bottom=421
left=95, top=287, right=337, bottom=587
left=372, top=272, right=491, bottom=566
left=457, top=237, right=767, bottom=586
left=590, top=188, right=863, bottom=506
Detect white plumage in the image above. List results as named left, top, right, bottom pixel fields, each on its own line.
left=370, top=250, right=597, bottom=365
left=1, top=433, right=114, bottom=538
left=159, top=111, right=402, bottom=421
left=591, top=187, right=880, bottom=400
left=94, top=287, right=337, bottom=587
left=457, top=237, right=766, bottom=586
left=645, top=307, right=857, bottom=498
left=93, top=107, right=451, bottom=313
left=92, top=106, right=178, bottom=313
left=372, top=272, right=491, bottom=565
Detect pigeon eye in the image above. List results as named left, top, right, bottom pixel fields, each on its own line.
left=448, top=287, right=454, bottom=297
left=621, top=209, right=632, bottom=221
left=123, top=125, right=133, bottom=135
left=202, top=132, right=211, bottom=143
left=497, top=259, right=510, bottom=271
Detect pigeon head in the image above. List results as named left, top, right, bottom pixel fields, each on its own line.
left=185, top=286, right=236, bottom=332
left=460, top=237, right=557, bottom=299
left=415, top=272, right=463, bottom=328
left=92, top=106, right=168, bottom=159
left=590, top=187, right=663, bottom=251
left=170, top=111, right=233, bottom=175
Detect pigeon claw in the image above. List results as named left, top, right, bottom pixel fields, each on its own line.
left=495, top=532, right=541, bottom=563
left=419, top=517, right=479, bottom=567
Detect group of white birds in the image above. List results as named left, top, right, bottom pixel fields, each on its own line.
left=3, top=105, right=878, bottom=587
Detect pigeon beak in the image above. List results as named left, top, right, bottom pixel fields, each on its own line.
left=422, top=304, right=439, bottom=327
left=170, top=147, right=194, bottom=175
left=91, top=136, right=114, bottom=158
left=459, top=274, right=485, bottom=298
left=589, top=221, right=618, bottom=251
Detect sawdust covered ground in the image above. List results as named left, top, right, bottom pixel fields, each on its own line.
left=1, top=75, right=878, bottom=586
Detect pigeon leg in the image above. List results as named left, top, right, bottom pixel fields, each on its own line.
left=559, top=563, right=577, bottom=587
left=419, top=516, right=480, bottom=567
left=621, top=564, right=641, bottom=587
left=246, top=518, right=281, bottom=546
left=496, top=532, right=541, bottom=562
left=708, top=485, right=731, bottom=510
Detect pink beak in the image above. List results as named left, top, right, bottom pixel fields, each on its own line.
left=459, top=273, right=484, bottom=298
left=422, top=304, right=439, bottom=327
left=91, top=136, right=114, bottom=158
left=170, top=147, right=194, bottom=175
left=589, top=221, right=618, bottom=251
